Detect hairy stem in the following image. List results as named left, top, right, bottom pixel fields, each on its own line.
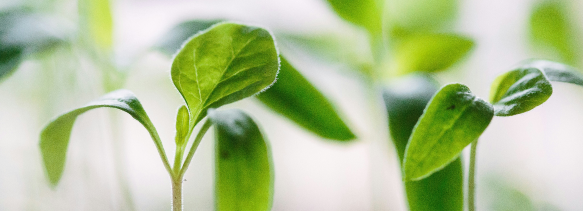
left=468, top=139, right=479, bottom=211
left=172, top=177, right=183, bottom=211
left=180, top=119, right=213, bottom=177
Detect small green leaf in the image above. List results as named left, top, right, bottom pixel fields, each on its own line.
left=40, top=90, right=161, bottom=185
left=384, top=76, right=463, bottom=211
left=404, top=83, right=493, bottom=181
left=155, top=20, right=223, bottom=55
left=79, top=0, right=113, bottom=49
left=257, top=57, right=355, bottom=141
left=209, top=109, right=273, bottom=211
left=325, top=0, right=382, bottom=34
left=392, top=33, right=474, bottom=75
left=529, top=1, right=580, bottom=65
left=489, top=65, right=553, bottom=116
left=175, top=105, right=190, bottom=146
left=171, top=22, right=279, bottom=130
left=524, top=59, right=583, bottom=86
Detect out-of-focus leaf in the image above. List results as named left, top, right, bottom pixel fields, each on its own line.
left=404, top=84, right=493, bottom=181
left=384, top=75, right=463, bottom=211
left=0, top=46, right=23, bottom=82
left=155, top=20, right=223, bottom=55
left=392, top=33, right=474, bottom=75
left=257, top=57, right=355, bottom=141
left=489, top=66, right=553, bottom=116
left=171, top=22, right=279, bottom=130
left=209, top=109, right=273, bottom=211
left=79, top=0, right=113, bottom=49
left=529, top=1, right=580, bottom=65
left=40, top=90, right=161, bottom=186
left=386, top=0, right=458, bottom=34
left=325, top=0, right=382, bottom=34
left=524, top=59, right=583, bottom=86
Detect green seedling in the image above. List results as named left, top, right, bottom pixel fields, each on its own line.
left=40, top=22, right=279, bottom=211
left=402, top=60, right=583, bottom=211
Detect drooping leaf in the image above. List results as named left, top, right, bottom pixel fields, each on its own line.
left=386, top=0, right=458, bottom=34
left=384, top=75, right=463, bottom=211
left=404, top=83, right=493, bottom=181
left=524, top=59, right=583, bottom=86
left=209, top=109, right=273, bottom=211
left=325, top=0, right=382, bottom=34
left=155, top=19, right=223, bottom=55
left=79, top=0, right=113, bottom=49
left=391, top=33, right=474, bottom=75
left=171, top=22, right=279, bottom=130
left=529, top=1, right=580, bottom=65
left=40, top=90, right=161, bottom=185
left=489, top=65, right=553, bottom=116
left=257, top=57, right=355, bottom=141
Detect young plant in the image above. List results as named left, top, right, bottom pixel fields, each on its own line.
left=402, top=60, right=583, bottom=211
left=40, top=22, right=279, bottom=211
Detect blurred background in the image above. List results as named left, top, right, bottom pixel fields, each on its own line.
left=1, top=0, right=583, bottom=210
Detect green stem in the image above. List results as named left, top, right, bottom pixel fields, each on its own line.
left=172, top=177, right=183, bottom=211
left=468, top=139, right=479, bottom=211
left=179, top=119, right=213, bottom=178
left=173, top=143, right=185, bottom=176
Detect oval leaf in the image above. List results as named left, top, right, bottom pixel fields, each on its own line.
left=489, top=65, right=553, bottom=116
left=392, top=33, right=474, bottom=75
left=384, top=76, right=463, bottom=211
left=525, top=59, right=583, bottom=86
left=155, top=19, right=223, bottom=55
left=325, top=0, right=382, bottom=34
left=171, top=22, right=279, bottom=129
left=256, top=57, right=355, bottom=141
left=209, top=109, right=273, bottom=211
left=387, top=0, right=457, bottom=34
left=529, top=1, right=580, bottom=65
left=40, top=90, right=161, bottom=185
left=404, top=83, right=493, bottom=181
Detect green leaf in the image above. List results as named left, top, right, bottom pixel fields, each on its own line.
left=489, top=65, right=553, bottom=116
left=171, top=22, right=279, bottom=130
left=386, top=0, right=458, bottom=34
left=155, top=20, right=223, bottom=55
left=325, top=0, right=382, bottom=34
left=404, top=83, right=493, bottom=181
left=40, top=90, right=161, bottom=186
left=175, top=105, right=190, bottom=146
left=524, top=59, right=583, bottom=86
left=79, top=0, right=113, bottom=49
left=256, top=57, right=355, bottom=141
left=384, top=75, right=463, bottom=211
left=392, top=33, right=474, bottom=75
left=529, top=1, right=580, bottom=65
left=209, top=109, right=273, bottom=211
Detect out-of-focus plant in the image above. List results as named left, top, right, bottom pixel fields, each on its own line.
left=402, top=60, right=583, bottom=211
left=40, top=23, right=279, bottom=211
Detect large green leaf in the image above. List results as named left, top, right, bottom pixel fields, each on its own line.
left=40, top=90, right=162, bottom=185
left=209, top=109, right=273, bottom=211
left=404, top=83, right=493, bottom=181
left=529, top=1, right=580, bottom=65
left=392, top=33, right=474, bottom=75
left=384, top=75, right=463, bottom=211
left=325, top=0, right=382, bottom=34
left=171, top=22, right=279, bottom=130
left=257, top=57, right=355, bottom=141
left=386, top=0, right=458, bottom=34
left=525, top=60, right=583, bottom=86
left=155, top=20, right=223, bottom=55
left=489, top=65, right=553, bottom=116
